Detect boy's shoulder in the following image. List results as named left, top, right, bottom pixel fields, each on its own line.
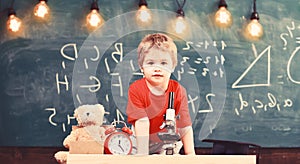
left=168, top=79, right=185, bottom=91
left=129, top=78, right=147, bottom=90
left=130, top=78, right=145, bottom=85
left=169, top=79, right=181, bottom=87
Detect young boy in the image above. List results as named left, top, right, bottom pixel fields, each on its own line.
left=126, top=33, right=195, bottom=155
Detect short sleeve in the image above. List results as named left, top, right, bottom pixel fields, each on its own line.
left=126, top=83, right=148, bottom=125
left=176, top=85, right=192, bottom=128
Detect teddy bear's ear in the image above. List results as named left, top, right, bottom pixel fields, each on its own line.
left=96, top=104, right=104, bottom=109
left=96, top=104, right=105, bottom=112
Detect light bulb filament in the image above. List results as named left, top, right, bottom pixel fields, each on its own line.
left=34, top=1, right=49, bottom=18
left=87, top=9, right=103, bottom=28
left=244, top=19, right=263, bottom=40
left=7, top=15, right=22, bottom=32
left=175, top=16, right=186, bottom=34
left=214, top=6, right=232, bottom=27
left=136, top=5, right=152, bottom=26
left=138, top=5, right=151, bottom=22
left=249, top=22, right=261, bottom=36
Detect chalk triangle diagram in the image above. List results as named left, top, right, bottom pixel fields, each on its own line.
left=232, top=45, right=271, bottom=89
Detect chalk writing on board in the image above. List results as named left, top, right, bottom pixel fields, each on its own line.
left=177, top=55, right=225, bottom=81
left=76, top=94, right=82, bottom=104
left=177, top=55, right=225, bottom=79
left=234, top=92, right=293, bottom=116
left=279, top=21, right=300, bottom=50
left=56, top=73, right=69, bottom=94
left=182, top=40, right=227, bottom=50
left=47, top=42, right=127, bottom=131
left=2, top=0, right=300, bottom=148
left=45, top=107, right=76, bottom=132
left=287, top=46, right=300, bottom=84
left=111, top=43, right=123, bottom=63
left=45, top=108, right=57, bottom=126
left=198, top=93, right=215, bottom=113
left=271, top=125, right=291, bottom=132
left=46, top=38, right=227, bottom=131
left=179, top=40, right=226, bottom=80
left=79, top=76, right=101, bottom=92
left=279, top=21, right=300, bottom=84
left=114, top=108, right=126, bottom=123
left=188, top=94, right=199, bottom=114
left=232, top=45, right=271, bottom=89
left=83, top=45, right=100, bottom=69
left=111, top=73, right=124, bottom=97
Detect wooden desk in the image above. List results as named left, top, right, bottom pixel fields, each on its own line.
left=67, top=154, right=256, bottom=164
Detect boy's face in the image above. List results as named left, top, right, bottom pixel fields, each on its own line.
left=141, top=48, right=174, bottom=88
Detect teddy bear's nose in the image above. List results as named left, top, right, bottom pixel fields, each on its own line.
left=86, top=112, right=90, bottom=116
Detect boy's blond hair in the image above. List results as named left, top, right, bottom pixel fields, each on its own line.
left=137, top=33, right=178, bottom=69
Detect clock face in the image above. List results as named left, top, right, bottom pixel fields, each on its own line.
left=129, top=135, right=137, bottom=155
left=105, top=132, right=132, bottom=155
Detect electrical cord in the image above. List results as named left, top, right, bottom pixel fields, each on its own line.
left=175, top=0, right=186, bottom=16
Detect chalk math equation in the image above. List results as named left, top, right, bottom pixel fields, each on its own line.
left=233, top=21, right=300, bottom=117
left=45, top=26, right=300, bottom=132
left=45, top=39, right=227, bottom=132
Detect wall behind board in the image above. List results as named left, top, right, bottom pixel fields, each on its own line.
left=0, top=0, right=300, bottom=147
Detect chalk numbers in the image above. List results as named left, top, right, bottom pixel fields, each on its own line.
left=46, top=29, right=300, bottom=132
left=178, top=40, right=226, bottom=81
left=47, top=40, right=229, bottom=131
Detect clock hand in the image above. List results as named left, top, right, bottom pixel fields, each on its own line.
left=118, top=144, right=125, bottom=152
left=117, top=140, right=125, bottom=152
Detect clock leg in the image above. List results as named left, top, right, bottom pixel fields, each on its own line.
left=166, top=148, right=174, bottom=155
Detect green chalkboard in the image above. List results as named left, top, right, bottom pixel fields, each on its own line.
left=0, top=0, right=300, bottom=147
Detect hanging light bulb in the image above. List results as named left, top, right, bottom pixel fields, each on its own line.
left=136, top=0, right=152, bottom=26
left=245, top=18, right=263, bottom=39
left=7, top=8, right=22, bottom=33
left=214, top=0, right=232, bottom=28
left=174, top=15, right=187, bottom=34
left=86, top=0, right=104, bottom=30
left=168, top=0, right=189, bottom=37
left=244, top=12, right=263, bottom=40
left=173, top=9, right=188, bottom=34
left=33, top=0, right=50, bottom=20
left=244, top=0, right=263, bottom=40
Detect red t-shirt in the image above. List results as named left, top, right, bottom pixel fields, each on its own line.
left=126, top=78, right=192, bottom=140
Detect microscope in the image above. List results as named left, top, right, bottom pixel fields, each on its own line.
left=158, top=92, right=180, bottom=155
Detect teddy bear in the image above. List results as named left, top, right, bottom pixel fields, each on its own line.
left=54, top=104, right=108, bottom=164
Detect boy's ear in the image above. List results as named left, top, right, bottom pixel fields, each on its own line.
left=140, top=67, right=144, bottom=73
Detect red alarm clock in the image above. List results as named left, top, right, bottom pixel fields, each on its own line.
left=104, top=121, right=133, bottom=155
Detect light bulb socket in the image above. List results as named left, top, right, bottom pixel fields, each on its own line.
left=139, top=0, right=148, bottom=7
left=176, top=9, right=184, bottom=17
left=250, top=11, right=259, bottom=20
left=39, top=0, right=47, bottom=2
left=218, top=0, right=228, bottom=8
left=90, top=1, right=99, bottom=11
left=8, top=8, right=16, bottom=17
